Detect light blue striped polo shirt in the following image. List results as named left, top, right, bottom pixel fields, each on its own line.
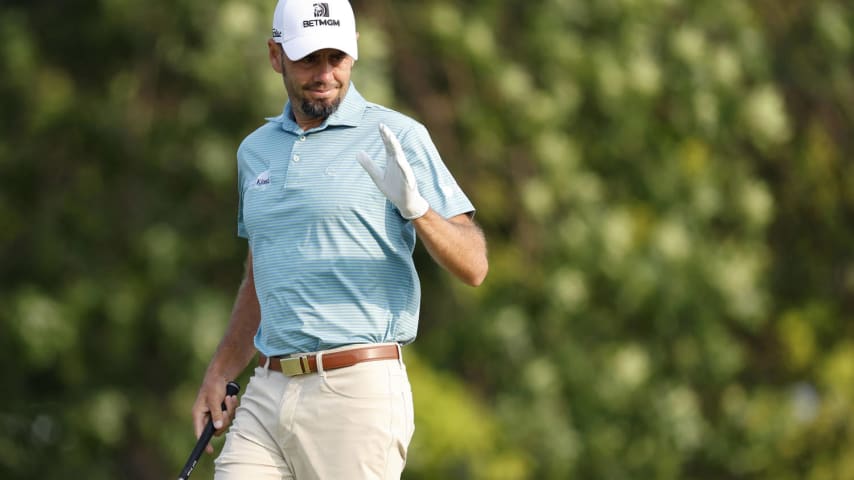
left=237, top=85, right=474, bottom=356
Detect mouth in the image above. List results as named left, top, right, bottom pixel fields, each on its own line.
left=305, top=84, right=339, bottom=100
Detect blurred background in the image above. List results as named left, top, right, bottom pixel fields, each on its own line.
left=1, top=0, right=853, bottom=478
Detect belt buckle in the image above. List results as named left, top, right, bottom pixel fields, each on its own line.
left=279, top=356, right=310, bottom=376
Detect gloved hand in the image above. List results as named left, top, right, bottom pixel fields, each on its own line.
left=356, top=123, right=430, bottom=220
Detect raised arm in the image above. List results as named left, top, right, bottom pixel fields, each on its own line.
left=357, top=124, right=488, bottom=286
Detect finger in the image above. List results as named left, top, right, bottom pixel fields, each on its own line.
left=204, top=394, right=230, bottom=454
left=226, top=394, right=240, bottom=416
left=379, top=124, right=417, bottom=188
left=379, top=123, right=406, bottom=161
left=356, top=151, right=384, bottom=183
left=192, top=405, right=210, bottom=440
left=208, top=397, right=225, bottom=432
left=215, top=395, right=239, bottom=435
left=394, top=150, right=418, bottom=188
left=192, top=403, right=216, bottom=455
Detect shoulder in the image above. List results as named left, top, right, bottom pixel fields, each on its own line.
left=237, top=120, right=288, bottom=156
left=362, top=101, right=425, bottom=131
left=361, top=101, right=433, bottom=145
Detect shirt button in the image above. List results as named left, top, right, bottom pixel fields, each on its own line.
left=293, top=154, right=300, bottom=162
left=299, top=135, right=306, bottom=142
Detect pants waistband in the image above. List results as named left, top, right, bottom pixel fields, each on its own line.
left=258, top=343, right=401, bottom=376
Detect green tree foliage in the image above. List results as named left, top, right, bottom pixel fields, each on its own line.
left=1, top=0, right=852, bottom=478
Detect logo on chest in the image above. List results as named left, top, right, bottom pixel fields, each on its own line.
left=254, top=170, right=271, bottom=186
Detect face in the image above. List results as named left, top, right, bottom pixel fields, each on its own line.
left=268, top=40, right=354, bottom=129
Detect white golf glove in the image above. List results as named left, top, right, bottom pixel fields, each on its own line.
left=356, top=123, right=430, bottom=220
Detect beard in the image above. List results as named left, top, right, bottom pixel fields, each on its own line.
left=299, top=95, right=341, bottom=119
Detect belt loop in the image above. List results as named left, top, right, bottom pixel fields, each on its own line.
left=316, top=351, right=326, bottom=377
left=262, top=355, right=271, bottom=378
left=396, top=343, right=404, bottom=367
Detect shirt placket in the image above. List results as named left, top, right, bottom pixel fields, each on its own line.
left=284, top=133, right=309, bottom=190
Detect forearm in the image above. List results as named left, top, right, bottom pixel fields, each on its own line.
left=205, top=252, right=261, bottom=380
left=413, top=210, right=488, bottom=286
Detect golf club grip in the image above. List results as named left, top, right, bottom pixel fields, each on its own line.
left=178, top=381, right=240, bottom=480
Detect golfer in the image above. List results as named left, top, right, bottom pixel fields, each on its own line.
left=190, top=0, right=488, bottom=478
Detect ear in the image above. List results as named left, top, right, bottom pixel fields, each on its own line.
left=267, top=38, right=284, bottom=74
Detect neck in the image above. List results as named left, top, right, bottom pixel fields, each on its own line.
left=295, top=115, right=325, bottom=131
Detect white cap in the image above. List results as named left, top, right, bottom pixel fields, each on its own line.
left=272, top=0, right=358, bottom=61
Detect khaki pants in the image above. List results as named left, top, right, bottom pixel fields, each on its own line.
left=214, top=344, right=415, bottom=479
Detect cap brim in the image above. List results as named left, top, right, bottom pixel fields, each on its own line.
left=281, top=34, right=358, bottom=61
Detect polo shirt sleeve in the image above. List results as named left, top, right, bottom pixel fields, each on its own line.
left=399, top=123, right=475, bottom=219
left=236, top=143, right=249, bottom=240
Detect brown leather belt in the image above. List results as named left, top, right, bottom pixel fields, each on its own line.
left=259, top=344, right=400, bottom=376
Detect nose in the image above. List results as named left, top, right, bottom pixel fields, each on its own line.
left=313, top=59, right=336, bottom=82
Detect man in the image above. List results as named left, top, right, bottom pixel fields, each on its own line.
left=190, top=0, right=488, bottom=478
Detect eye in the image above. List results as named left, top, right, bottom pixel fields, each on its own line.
left=328, top=52, right=348, bottom=66
left=300, top=54, right=317, bottom=65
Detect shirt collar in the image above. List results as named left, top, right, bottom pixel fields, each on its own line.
left=266, top=83, right=366, bottom=134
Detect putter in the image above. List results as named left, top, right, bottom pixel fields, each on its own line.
left=178, top=381, right=241, bottom=480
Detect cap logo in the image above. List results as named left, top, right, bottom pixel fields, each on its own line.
left=302, top=2, right=340, bottom=28
left=313, top=3, right=330, bottom=17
